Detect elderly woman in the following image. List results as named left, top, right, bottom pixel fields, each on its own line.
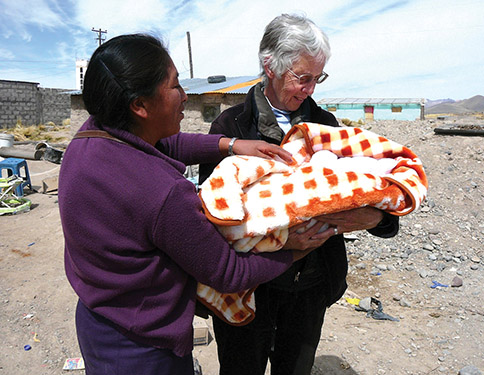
left=199, top=14, right=400, bottom=375
left=58, top=33, right=327, bottom=375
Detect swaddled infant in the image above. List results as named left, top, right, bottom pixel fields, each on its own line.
left=297, top=150, right=398, bottom=234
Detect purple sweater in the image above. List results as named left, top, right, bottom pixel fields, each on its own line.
left=58, top=117, right=293, bottom=357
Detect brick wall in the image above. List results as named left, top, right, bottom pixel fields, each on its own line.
left=0, top=79, right=71, bottom=129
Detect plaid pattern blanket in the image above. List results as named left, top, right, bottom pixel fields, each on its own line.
left=197, top=123, right=428, bottom=325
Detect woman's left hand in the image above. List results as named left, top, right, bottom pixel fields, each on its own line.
left=221, top=138, right=294, bottom=164
left=315, top=207, right=384, bottom=235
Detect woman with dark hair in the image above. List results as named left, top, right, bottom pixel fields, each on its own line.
left=58, top=33, right=330, bottom=375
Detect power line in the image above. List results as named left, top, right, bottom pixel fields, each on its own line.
left=91, top=28, right=107, bottom=47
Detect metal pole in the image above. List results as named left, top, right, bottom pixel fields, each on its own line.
left=187, top=31, right=194, bottom=78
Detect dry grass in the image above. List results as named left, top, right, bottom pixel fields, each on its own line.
left=340, top=118, right=365, bottom=127
left=1, top=119, right=71, bottom=143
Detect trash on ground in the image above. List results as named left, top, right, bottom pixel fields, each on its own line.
left=355, top=297, right=400, bottom=322
left=62, top=357, right=85, bottom=370
left=430, top=280, right=449, bottom=289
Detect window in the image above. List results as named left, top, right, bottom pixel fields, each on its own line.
left=202, top=105, right=221, bottom=122
left=391, top=106, right=402, bottom=113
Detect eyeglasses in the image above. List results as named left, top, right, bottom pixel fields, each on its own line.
left=287, top=68, right=329, bottom=85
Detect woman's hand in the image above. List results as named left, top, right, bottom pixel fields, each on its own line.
left=315, top=207, right=384, bottom=235
left=220, top=138, right=294, bottom=164
left=283, top=220, right=335, bottom=262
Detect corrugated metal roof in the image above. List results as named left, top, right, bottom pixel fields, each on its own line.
left=180, top=76, right=260, bottom=95
left=69, top=76, right=260, bottom=96
left=318, top=98, right=424, bottom=105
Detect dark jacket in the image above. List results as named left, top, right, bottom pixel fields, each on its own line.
left=199, top=83, right=399, bottom=305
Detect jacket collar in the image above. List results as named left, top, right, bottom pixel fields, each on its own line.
left=248, top=82, right=314, bottom=143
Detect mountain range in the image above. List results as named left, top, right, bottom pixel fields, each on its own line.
left=425, top=95, right=484, bottom=114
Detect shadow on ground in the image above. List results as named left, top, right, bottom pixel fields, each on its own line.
left=312, top=355, right=359, bottom=374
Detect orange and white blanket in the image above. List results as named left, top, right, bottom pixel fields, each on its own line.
left=197, top=122, right=428, bottom=325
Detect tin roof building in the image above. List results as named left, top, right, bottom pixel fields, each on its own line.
left=317, top=98, right=425, bottom=121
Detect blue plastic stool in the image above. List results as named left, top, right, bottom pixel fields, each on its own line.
left=0, top=158, right=32, bottom=196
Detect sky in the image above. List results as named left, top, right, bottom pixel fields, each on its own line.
left=1, top=0, right=483, bottom=101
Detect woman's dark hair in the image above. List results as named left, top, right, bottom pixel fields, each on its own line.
left=82, top=33, right=171, bottom=131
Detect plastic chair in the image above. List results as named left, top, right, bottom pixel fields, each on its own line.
left=0, top=158, right=32, bottom=196
left=0, top=175, right=31, bottom=215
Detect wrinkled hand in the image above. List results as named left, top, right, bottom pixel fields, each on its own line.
left=283, top=220, right=335, bottom=262
left=315, top=207, right=384, bottom=235
left=224, top=138, right=294, bottom=164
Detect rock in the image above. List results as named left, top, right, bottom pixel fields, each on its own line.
left=471, top=256, right=481, bottom=263
left=358, top=297, right=372, bottom=311
left=399, top=298, right=411, bottom=308
left=451, top=276, right=463, bottom=287
left=458, top=365, right=482, bottom=375
left=419, top=269, right=429, bottom=278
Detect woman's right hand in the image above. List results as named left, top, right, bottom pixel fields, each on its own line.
left=220, top=138, right=294, bottom=164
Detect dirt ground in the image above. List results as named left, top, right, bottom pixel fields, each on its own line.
left=1, top=117, right=483, bottom=375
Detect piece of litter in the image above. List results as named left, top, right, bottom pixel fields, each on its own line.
left=63, top=357, right=85, bottom=370
left=430, top=281, right=448, bottom=289
left=24, top=345, right=31, bottom=351
left=355, top=297, right=399, bottom=322
left=345, top=297, right=360, bottom=306
left=33, top=332, right=40, bottom=342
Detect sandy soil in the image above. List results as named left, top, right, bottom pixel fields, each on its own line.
left=1, top=117, right=483, bottom=375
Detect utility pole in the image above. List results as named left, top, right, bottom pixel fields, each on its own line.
left=186, top=31, right=194, bottom=78
left=92, top=28, right=107, bottom=46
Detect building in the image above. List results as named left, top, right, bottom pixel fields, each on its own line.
left=69, top=75, right=261, bottom=136
left=179, top=75, right=260, bottom=134
left=318, top=98, right=425, bottom=121
left=75, top=59, right=89, bottom=91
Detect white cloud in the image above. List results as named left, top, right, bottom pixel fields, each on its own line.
left=1, top=0, right=483, bottom=98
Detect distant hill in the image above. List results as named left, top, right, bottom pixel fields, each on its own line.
left=425, top=95, right=484, bottom=114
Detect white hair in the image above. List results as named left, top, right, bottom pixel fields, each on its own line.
left=258, top=14, right=331, bottom=84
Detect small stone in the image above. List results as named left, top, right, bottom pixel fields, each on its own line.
left=399, top=298, right=411, bottom=308
left=458, top=365, right=482, bottom=375
left=419, top=269, right=429, bottom=278
left=471, top=256, right=481, bottom=263
left=470, top=264, right=479, bottom=270
left=451, top=276, right=463, bottom=287
left=358, top=297, right=372, bottom=311
left=355, top=263, right=367, bottom=269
